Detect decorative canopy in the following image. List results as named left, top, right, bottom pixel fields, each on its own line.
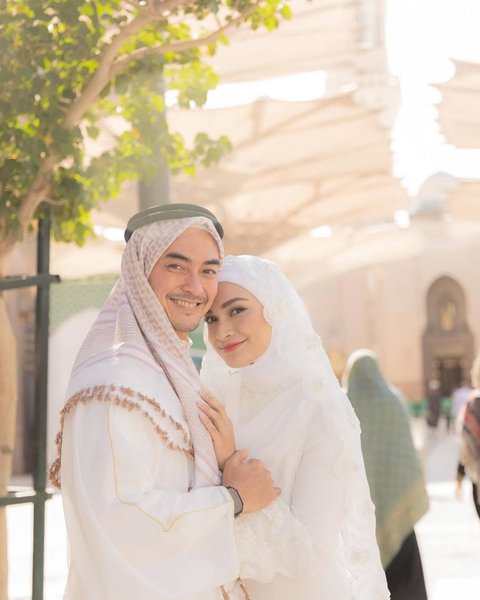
left=168, top=93, right=410, bottom=254
left=436, top=60, right=480, bottom=148
left=207, top=0, right=360, bottom=83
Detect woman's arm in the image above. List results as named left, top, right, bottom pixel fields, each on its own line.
left=233, top=417, right=345, bottom=582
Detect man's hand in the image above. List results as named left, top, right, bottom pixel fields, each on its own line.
left=222, top=450, right=280, bottom=513
left=198, top=390, right=235, bottom=471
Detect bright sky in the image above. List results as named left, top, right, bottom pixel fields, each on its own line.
left=165, top=0, right=480, bottom=197
left=386, top=0, right=480, bottom=193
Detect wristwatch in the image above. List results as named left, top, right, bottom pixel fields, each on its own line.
left=226, top=486, right=244, bottom=518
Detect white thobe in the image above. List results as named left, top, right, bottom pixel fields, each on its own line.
left=60, top=370, right=240, bottom=600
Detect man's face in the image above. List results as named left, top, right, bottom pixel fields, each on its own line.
left=148, top=227, right=221, bottom=339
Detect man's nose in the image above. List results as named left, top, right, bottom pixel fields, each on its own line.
left=181, top=272, right=203, bottom=296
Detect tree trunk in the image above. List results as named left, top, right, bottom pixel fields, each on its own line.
left=0, top=266, right=18, bottom=600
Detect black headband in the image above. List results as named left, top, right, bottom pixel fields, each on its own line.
left=124, top=203, right=224, bottom=242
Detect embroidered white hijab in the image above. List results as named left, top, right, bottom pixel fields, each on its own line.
left=201, top=255, right=389, bottom=600
left=50, top=217, right=223, bottom=490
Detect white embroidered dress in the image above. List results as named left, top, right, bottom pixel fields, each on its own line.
left=51, top=219, right=247, bottom=600
left=201, top=256, right=390, bottom=600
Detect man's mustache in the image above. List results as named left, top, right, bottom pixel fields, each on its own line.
left=168, top=293, right=208, bottom=304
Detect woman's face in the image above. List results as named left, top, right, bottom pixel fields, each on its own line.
left=205, top=281, right=272, bottom=368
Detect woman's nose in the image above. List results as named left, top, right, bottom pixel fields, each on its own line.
left=216, top=320, right=233, bottom=341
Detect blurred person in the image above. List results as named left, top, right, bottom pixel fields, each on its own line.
left=456, top=354, right=480, bottom=519
left=426, top=378, right=441, bottom=429
left=200, top=256, right=390, bottom=600
left=455, top=463, right=480, bottom=519
left=451, top=380, right=473, bottom=420
left=441, top=392, right=453, bottom=432
left=343, top=350, right=429, bottom=600
left=49, top=205, right=279, bottom=600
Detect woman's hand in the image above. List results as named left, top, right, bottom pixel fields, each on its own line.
left=198, top=390, right=236, bottom=471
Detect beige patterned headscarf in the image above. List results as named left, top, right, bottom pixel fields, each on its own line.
left=50, top=216, right=223, bottom=489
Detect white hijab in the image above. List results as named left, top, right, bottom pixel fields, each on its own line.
left=201, top=255, right=387, bottom=599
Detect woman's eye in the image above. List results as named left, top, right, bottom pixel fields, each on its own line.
left=231, top=307, right=246, bottom=317
left=205, top=315, right=217, bottom=325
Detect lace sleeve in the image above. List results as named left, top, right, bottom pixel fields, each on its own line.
left=234, top=498, right=318, bottom=582
left=234, top=421, right=347, bottom=583
left=235, top=407, right=389, bottom=600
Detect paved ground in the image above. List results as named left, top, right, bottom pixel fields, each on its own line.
left=6, top=418, right=480, bottom=599
left=413, top=419, right=480, bottom=600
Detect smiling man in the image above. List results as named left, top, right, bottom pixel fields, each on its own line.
left=50, top=204, right=278, bottom=600
left=148, top=226, right=221, bottom=336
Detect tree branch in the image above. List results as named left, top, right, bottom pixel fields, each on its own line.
left=62, top=12, right=152, bottom=129
left=10, top=1, right=192, bottom=248
left=110, top=2, right=261, bottom=77
left=62, top=0, right=193, bottom=129
left=9, top=0, right=257, bottom=254
left=39, top=197, right=68, bottom=208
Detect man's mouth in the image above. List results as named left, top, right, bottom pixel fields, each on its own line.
left=171, top=298, right=200, bottom=309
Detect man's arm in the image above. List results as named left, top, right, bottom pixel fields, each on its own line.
left=62, top=402, right=239, bottom=600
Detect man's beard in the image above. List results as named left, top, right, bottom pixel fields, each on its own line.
left=166, top=292, right=209, bottom=334
left=171, top=316, right=202, bottom=333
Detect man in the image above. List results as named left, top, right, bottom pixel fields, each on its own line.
left=50, top=204, right=278, bottom=599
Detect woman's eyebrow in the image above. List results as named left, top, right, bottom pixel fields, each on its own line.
left=221, top=297, right=248, bottom=309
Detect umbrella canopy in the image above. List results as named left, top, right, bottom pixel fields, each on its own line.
left=207, top=0, right=360, bottom=83
left=168, top=93, right=410, bottom=254
left=436, top=60, right=480, bottom=148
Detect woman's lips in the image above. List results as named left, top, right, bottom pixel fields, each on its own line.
left=220, top=341, right=245, bottom=353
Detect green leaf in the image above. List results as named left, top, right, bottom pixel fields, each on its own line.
left=280, top=4, right=292, bottom=19
left=86, top=125, right=100, bottom=139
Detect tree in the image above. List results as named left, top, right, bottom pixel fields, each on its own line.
left=0, top=0, right=293, bottom=596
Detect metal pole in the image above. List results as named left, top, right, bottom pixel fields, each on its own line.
left=31, top=219, right=51, bottom=600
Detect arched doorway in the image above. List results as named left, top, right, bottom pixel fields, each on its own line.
left=422, top=276, right=474, bottom=396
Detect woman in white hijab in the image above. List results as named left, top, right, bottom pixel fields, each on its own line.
left=200, top=255, right=390, bottom=600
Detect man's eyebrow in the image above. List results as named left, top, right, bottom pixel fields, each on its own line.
left=164, top=252, right=190, bottom=262
left=163, top=253, right=220, bottom=267
left=221, top=297, right=248, bottom=309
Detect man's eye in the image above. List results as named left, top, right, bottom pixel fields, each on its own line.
left=203, top=268, right=218, bottom=276
left=167, top=264, right=183, bottom=270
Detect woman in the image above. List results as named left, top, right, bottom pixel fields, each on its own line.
left=199, top=255, right=389, bottom=600
left=343, top=350, right=429, bottom=600
left=456, top=353, right=480, bottom=519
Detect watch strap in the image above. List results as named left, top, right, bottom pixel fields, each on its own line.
left=226, top=486, right=244, bottom=518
